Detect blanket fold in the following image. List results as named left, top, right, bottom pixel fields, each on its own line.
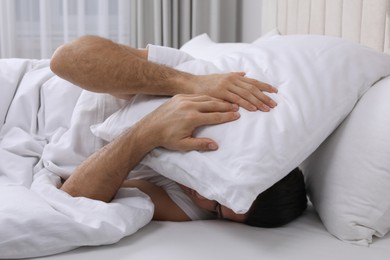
left=0, top=59, right=153, bottom=259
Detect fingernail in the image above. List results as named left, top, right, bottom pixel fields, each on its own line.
left=208, top=143, right=218, bottom=150
left=232, top=104, right=239, bottom=111
left=273, top=87, right=278, bottom=93
left=270, top=100, right=277, bottom=107
left=250, top=105, right=257, bottom=111
left=262, top=104, right=270, bottom=112
left=234, top=112, right=240, bottom=118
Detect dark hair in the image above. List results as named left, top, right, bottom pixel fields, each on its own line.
left=245, top=167, right=307, bottom=228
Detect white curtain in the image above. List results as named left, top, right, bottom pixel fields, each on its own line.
left=0, top=0, right=255, bottom=59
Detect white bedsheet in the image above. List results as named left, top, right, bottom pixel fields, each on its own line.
left=0, top=59, right=154, bottom=259
left=32, top=206, right=390, bottom=260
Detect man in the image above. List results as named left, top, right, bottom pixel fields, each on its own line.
left=50, top=36, right=306, bottom=224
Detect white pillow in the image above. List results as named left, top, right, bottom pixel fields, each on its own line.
left=179, top=29, right=279, bottom=60
left=301, top=76, right=390, bottom=246
left=179, top=33, right=250, bottom=60
left=92, top=35, right=390, bottom=214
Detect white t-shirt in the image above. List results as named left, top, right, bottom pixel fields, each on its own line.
left=129, top=165, right=214, bottom=220
left=147, top=44, right=194, bottom=68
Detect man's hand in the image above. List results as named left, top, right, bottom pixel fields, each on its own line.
left=191, top=72, right=278, bottom=112
left=138, top=94, right=240, bottom=152
left=61, top=94, right=239, bottom=202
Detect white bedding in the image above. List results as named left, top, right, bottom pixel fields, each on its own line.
left=1, top=38, right=390, bottom=259
left=0, top=59, right=154, bottom=259
left=32, top=206, right=390, bottom=260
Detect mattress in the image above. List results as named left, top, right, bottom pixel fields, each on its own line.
left=33, top=205, right=390, bottom=260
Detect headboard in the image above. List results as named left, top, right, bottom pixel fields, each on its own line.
left=261, top=0, right=390, bottom=53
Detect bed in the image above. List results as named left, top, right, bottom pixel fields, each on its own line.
left=1, top=0, right=390, bottom=259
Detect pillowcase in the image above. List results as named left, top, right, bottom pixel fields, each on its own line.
left=92, top=35, right=390, bottom=214
left=179, top=29, right=279, bottom=60
left=179, top=33, right=250, bottom=60
left=301, top=76, right=390, bottom=246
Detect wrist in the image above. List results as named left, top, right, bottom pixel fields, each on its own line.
left=130, top=118, right=161, bottom=152
left=163, top=70, right=196, bottom=96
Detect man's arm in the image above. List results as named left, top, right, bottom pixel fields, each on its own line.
left=50, top=35, right=191, bottom=98
left=121, top=179, right=191, bottom=221
left=61, top=94, right=240, bottom=203
left=50, top=35, right=277, bottom=112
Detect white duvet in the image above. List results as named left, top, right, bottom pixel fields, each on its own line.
left=0, top=59, right=154, bottom=259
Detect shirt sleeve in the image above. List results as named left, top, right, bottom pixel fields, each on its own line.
left=130, top=166, right=215, bottom=221
left=147, top=44, right=195, bottom=68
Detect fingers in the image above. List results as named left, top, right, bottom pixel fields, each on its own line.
left=197, top=110, right=241, bottom=127
left=196, top=100, right=239, bottom=113
left=154, top=94, right=241, bottom=152
left=176, top=94, right=229, bottom=104
left=192, top=73, right=278, bottom=112
left=231, top=72, right=277, bottom=94
left=228, top=72, right=278, bottom=112
left=241, top=76, right=278, bottom=94
left=179, top=138, right=220, bottom=151
left=172, top=94, right=239, bottom=113
left=228, top=85, right=276, bottom=112
left=177, top=96, right=241, bottom=126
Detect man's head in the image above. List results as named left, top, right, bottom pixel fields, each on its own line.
left=245, top=167, right=308, bottom=227
left=180, top=167, right=307, bottom=226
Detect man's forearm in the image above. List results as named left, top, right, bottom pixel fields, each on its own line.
left=60, top=122, right=156, bottom=202
left=50, top=35, right=194, bottom=97
left=60, top=95, right=240, bottom=202
left=61, top=119, right=155, bottom=202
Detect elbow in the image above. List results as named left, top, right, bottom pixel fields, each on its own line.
left=50, top=38, right=80, bottom=79
left=50, top=44, right=68, bottom=78
left=60, top=182, right=113, bottom=203
left=50, top=35, right=114, bottom=82
left=50, top=35, right=101, bottom=79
